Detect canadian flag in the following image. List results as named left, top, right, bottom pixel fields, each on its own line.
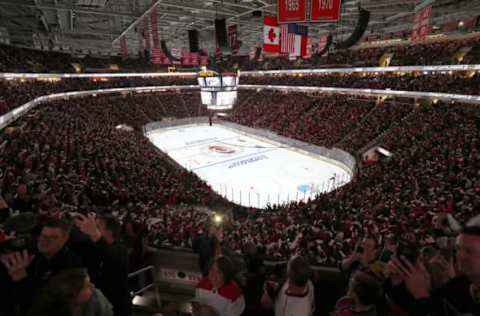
left=263, top=16, right=280, bottom=53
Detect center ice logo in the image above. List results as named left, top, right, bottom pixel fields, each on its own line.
left=208, top=145, right=236, bottom=154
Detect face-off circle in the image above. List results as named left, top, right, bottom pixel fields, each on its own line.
left=200, top=144, right=241, bottom=157
left=209, top=145, right=236, bottom=154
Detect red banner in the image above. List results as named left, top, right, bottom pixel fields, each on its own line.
left=181, top=51, right=191, bottom=65
left=151, top=47, right=162, bottom=64
left=304, top=37, right=312, bottom=59
left=228, top=24, right=238, bottom=53
left=277, top=0, right=307, bottom=23
left=191, top=53, right=199, bottom=66
left=411, top=5, right=432, bottom=42
left=200, top=55, right=209, bottom=66
left=151, top=7, right=159, bottom=48
left=311, top=0, right=342, bottom=22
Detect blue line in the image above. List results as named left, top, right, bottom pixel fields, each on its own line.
left=192, top=148, right=278, bottom=171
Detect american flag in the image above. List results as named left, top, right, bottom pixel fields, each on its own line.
left=280, top=24, right=308, bottom=56
left=280, top=24, right=296, bottom=55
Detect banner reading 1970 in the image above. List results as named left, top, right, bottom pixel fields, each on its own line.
left=277, top=0, right=307, bottom=23
left=310, top=0, right=342, bottom=22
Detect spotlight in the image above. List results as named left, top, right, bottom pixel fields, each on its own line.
left=213, top=214, right=223, bottom=225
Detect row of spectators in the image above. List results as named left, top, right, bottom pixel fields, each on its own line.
left=241, top=72, right=480, bottom=96
left=0, top=76, right=196, bottom=115
left=218, top=35, right=480, bottom=71
left=0, top=44, right=150, bottom=73
left=2, top=70, right=478, bottom=116
left=2, top=34, right=480, bottom=73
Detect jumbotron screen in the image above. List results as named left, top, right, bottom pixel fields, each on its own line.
left=201, top=91, right=237, bottom=109
left=205, top=77, right=222, bottom=87
left=197, top=76, right=237, bottom=88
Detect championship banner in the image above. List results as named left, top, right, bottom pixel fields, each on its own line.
left=418, top=5, right=432, bottom=39
left=311, top=0, right=342, bottom=22
left=228, top=24, right=238, bottom=53
left=277, top=0, right=307, bottom=23
left=191, top=52, right=199, bottom=66
left=411, top=0, right=433, bottom=42
left=150, top=6, right=159, bottom=48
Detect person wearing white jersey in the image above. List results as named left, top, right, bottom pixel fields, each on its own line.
left=262, top=255, right=315, bottom=316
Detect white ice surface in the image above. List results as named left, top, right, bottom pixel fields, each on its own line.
left=147, top=124, right=351, bottom=208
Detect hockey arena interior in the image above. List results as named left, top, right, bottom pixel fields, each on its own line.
left=0, top=0, right=480, bottom=315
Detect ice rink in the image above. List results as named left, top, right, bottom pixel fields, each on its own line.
left=147, top=124, right=352, bottom=208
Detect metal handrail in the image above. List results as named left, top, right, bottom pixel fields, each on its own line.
left=128, top=265, right=154, bottom=278
left=128, top=265, right=161, bottom=309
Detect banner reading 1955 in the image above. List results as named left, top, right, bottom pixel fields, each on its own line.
left=310, top=0, right=342, bottom=22
left=278, top=0, right=307, bottom=23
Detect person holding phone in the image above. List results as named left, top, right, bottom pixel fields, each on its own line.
left=387, top=216, right=480, bottom=316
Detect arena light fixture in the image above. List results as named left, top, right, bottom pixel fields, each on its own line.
left=197, top=69, right=238, bottom=111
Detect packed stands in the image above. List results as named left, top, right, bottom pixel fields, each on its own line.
left=1, top=35, right=480, bottom=316
left=1, top=90, right=478, bottom=265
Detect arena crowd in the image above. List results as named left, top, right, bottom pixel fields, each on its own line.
left=0, top=35, right=479, bottom=316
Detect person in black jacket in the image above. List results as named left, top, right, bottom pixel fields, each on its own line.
left=0, top=218, right=83, bottom=314
left=74, top=213, right=131, bottom=316
left=388, top=219, right=480, bottom=316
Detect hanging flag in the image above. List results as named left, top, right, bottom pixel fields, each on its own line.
left=299, top=25, right=308, bottom=57
left=151, top=6, right=159, bottom=48
left=281, top=23, right=307, bottom=57
left=277, top=0, right=307, bottom=23
left=263, top=16, right=280, bottom=53
left=310, top=0, right=342, bottom=22
left=304, top=37, right=312, bottom=59
left=228, top=24, right=238, bottom=53
left=411, top=0, right=433, bottom=42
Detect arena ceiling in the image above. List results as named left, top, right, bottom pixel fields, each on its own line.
left=0, top=0, right=478, bottom=57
